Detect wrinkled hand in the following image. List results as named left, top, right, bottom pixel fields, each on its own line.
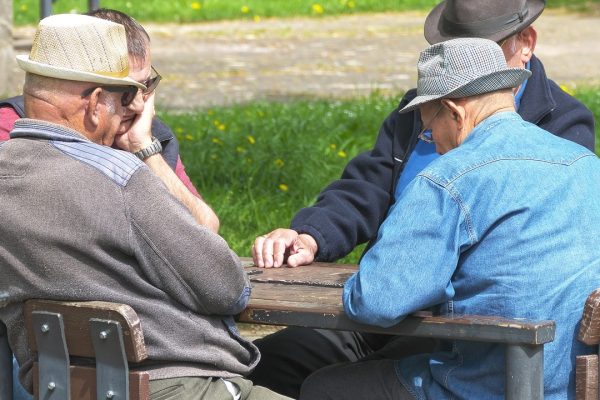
left=114, top=92, right=156, bottom=153
left=252, top=228, right=318, bottom=268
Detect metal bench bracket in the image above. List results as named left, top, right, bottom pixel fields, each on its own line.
left=90, top=318, right=129, bottom=400
left=32, top=311, right=70, bottom=399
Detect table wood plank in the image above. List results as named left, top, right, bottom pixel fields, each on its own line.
left=239, top=258, right=555, bottom=345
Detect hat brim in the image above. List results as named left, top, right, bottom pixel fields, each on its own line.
left=424, top=0, right=545, bottom=45
left=17, top=55, right=146, bottom=90
left=399, top=68, right=531, bottom=114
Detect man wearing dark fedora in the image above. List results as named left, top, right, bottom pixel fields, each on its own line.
left=299, top=37, right=600, bottom=400
left=249, top=0, right=595, bottom=398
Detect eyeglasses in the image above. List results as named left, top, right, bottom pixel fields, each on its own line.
left=81, top=66, right=162, bottom=107
left=81, top=85, right=139, bottom=107
left=418, top=105, right=444, bottom=143
left=141, top=66, right=162, bottom=99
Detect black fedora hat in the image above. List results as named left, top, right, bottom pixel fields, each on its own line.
left=424, top=0, right=545, bottom=44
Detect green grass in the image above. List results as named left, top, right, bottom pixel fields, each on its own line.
left=13, top=0, right=600, bottom=25
left=575, top=87, right=600, bottom=155
left=159, top=87, right=600, bottom=263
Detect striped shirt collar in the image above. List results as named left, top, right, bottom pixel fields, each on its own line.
left=11, top=118, right=92, bottom=143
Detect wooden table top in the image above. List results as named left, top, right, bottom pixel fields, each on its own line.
left=237, top=258, right=555, bottom=345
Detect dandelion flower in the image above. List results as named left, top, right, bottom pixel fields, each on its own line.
left=241, top=5, right=250, bottom=14
left=279, top=183, right=289, bottom=192
left=247, top=135, right=256, bottom=145
left=337, top=150, right=347, bottom=158
left=312, top=4, right=324, bottom=14
left=329, top=143, right=337, bottom=150
left=191, top=2, right=202, bottom=10
left=559, top=84, right=574, bottom=96
left=217, top=124, right=226, bottom=131
left=185, top=134, right=194, bottom=141
left=274, top=159, right=285, bottom=168
left=253, top=15, right=261, bottom=22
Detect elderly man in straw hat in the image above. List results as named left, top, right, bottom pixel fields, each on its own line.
left=250, top=0, right=595, bottom=397
left=298, top=38, right=600, bottom=400
left=0, top=8, right=219, bottom=233
left=0, top=14, right=290, bottom=400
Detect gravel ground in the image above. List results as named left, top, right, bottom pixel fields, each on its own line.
left=9, top=10, right=600, bottom=110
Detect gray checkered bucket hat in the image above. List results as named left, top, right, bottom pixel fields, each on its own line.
left=399, top=38, right=531, bottom=114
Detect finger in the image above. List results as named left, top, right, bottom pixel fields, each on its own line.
left=252, top=235, right=267, bottom=267
left=272, top=238, right=289, bottom=268
left=287, top=248, right=314, bottom=268
left=261, top=237, right=275, bottom=268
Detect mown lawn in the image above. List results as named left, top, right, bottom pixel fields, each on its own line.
left=159, top=88, right=600, bottom=263
left=13, top=0, right=600, bottom=25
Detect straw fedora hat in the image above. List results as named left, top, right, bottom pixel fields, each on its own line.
left=17, top=14, right=145, bottom=89
left=399, top=38, right=531, bottom=114
left=424, top=0, right=545, bottom=44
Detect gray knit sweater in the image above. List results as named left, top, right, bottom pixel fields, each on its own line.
left=0, top=119, right=258, bottom=391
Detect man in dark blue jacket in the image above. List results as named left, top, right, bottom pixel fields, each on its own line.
left=249, top=0, right=596, bottom=397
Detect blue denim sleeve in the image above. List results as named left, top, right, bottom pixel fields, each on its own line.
left=343, top=175, right=474, bottom=328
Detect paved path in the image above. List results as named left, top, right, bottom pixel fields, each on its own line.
left=10, top=10, right=600, bottom=111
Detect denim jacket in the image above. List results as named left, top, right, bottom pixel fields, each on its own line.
left=343, top=112, right=600, bottom=399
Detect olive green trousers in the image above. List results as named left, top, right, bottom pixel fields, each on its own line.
left=150, top=376, right=293, bottom=400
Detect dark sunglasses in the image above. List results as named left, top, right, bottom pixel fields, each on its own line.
left=141, top=66, right=162, bottom=98
left=81, top=85, right=139, bottom=107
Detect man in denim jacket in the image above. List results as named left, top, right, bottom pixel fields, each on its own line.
left=300, top=37, right=600, bottom=400
left=249, top=1, right=596, bottom=397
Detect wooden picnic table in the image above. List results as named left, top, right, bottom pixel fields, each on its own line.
left=237, top=258, right=555, bottom=400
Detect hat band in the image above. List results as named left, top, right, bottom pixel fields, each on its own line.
left=93, top=66, right=130, bottom=79
left=442, top=4, right=529, bottom=37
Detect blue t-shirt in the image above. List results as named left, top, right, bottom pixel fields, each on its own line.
left=394, top=63, right=530, bottom=199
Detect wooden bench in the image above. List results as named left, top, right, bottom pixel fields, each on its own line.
left=576, top=288, right=600, bottom=400
left=24, top=299, right=149, bottom=400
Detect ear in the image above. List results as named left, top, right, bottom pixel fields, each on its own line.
left=518, top=26, right=537, bottom=64
left=441, top=98, right=465, bottom=128
left=84, top=87, right=102, bottom=129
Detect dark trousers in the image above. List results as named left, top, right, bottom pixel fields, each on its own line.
left=248, top=327, right=436, bottom=399
left=299, top=359, right=415, bottom=400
